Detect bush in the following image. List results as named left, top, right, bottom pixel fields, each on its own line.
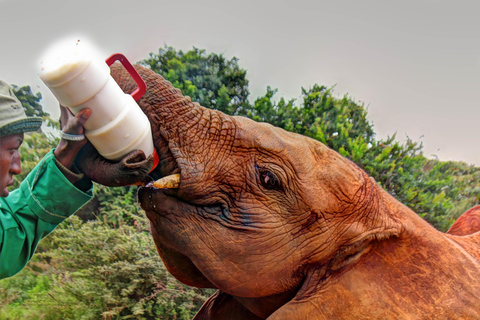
left=0, top=215, right=213, bottom=319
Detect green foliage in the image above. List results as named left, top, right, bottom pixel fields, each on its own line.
left=94, top=185, right=143, bottom=228
left=393, top=157, right=480, bottom=231
left=249, top=84, right=375, bottom=151
left=0, top=216, right=212, bottom=320
left=10, top=85, right=47, bottom=118
left=141, top=46, right=250, bottom=116
left=11, top=84, right=57, bottom=129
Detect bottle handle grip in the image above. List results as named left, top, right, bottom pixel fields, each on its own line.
left=105, top=53, right=146, bottom=101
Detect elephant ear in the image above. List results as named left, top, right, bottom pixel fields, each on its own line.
left=73, top=141, right=154, bottom=187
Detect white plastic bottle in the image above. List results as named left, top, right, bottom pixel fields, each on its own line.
left=39, top=40, right=154, bottom=161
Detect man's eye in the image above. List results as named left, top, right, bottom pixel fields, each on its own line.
left=8, top=147, right=20, bottom=156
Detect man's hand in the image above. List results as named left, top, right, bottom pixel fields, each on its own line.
left=54, top=107, right=91, bottom=169
left=58, top=106, right=155, bottom=187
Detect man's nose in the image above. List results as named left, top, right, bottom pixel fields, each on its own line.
left=10, top=152, right=21, bottom=175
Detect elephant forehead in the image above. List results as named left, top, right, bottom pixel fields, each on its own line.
left=233, top=116, right=321, bottom=162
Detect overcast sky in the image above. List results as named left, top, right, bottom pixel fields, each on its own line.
left=1, top=0, right=479, bottom=165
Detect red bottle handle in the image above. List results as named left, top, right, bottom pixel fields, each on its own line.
left=105, top=53, right=146, bottom=101
left=106, top=53, right=159, bottom=176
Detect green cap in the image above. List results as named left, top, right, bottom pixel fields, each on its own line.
left=0, top=80, right=42, bottom=137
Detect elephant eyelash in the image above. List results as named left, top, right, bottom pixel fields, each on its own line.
left=255, top=165, right=283, bottom=192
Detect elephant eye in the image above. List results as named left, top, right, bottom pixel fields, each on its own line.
left=257, top=166, right=282, bottom=191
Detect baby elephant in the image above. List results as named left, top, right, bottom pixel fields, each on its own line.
left=78, top=64, right=480, bottom=319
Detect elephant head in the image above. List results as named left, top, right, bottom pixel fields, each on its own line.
left=78, top=64, right=480, bottom=319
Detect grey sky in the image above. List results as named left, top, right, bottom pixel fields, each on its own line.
left=1, top=0, right=479, bottom=165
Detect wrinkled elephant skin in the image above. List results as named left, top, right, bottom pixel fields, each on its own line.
left=94, top=64, right=480, bottom=319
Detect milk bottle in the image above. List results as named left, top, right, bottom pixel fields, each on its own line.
left=39, top=40, right=154, bottom=161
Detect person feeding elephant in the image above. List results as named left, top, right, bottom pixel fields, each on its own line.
left=0, top=77, right=156, bottom=280
left=0, top=79, right=94, bottom=279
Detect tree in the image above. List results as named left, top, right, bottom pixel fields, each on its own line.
left=141, top=46, right=251, bottom=116
left=10, top=85, right=47, bottom=118
left=249, top=84, right=375, bottom=152
left=11, top=84, right=57, bottom=130
left=0, top=215, right=213, bottom=320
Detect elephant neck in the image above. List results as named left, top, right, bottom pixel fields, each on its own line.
left=272, top=187, right=480, bottom=318
left=299, top=182, right=430, bottom=297
left=269, top=233, right=480, bottom=319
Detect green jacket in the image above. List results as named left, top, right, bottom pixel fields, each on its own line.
left=0, top=150, right=93, bottom=279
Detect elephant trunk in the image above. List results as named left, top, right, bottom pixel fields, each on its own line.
left=75, top=63, right=209, bottom=187
left=110, top=63, right=208, bottom=153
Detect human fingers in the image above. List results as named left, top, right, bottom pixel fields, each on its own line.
left=59, top=106, right=74, bottom=130
left=62, top=108, right=91, bottom=135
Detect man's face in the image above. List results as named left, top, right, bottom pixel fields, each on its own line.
left=0, top=133, right=23, bottom=197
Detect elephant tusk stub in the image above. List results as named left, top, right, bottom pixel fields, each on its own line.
left=153, top=174, right=181, bottom=189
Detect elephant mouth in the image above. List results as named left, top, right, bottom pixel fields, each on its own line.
left=135, top=136, right=215, bottom=287
left=138, top=179, right=217, bottom=288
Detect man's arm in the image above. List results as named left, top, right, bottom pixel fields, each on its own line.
left=0, top=150, right=93, bottom=279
